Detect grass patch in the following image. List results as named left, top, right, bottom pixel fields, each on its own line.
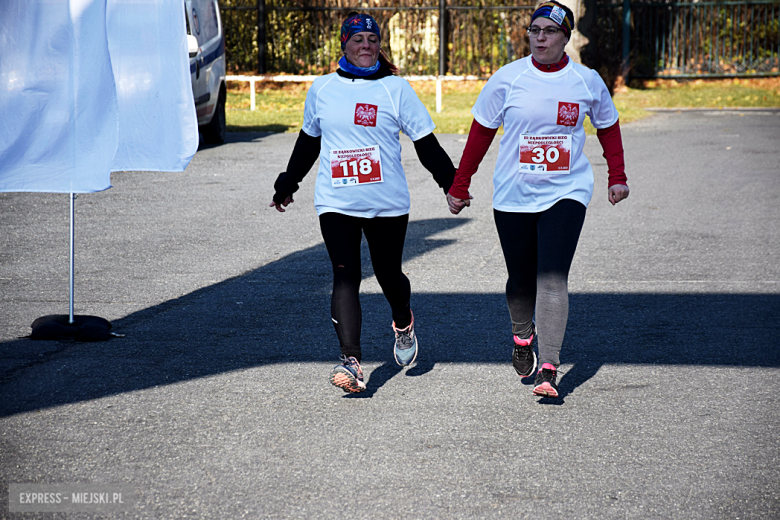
left=226, top=76, right=780, bottom=135
left=225, top=82, right=308, bottom=133
left=410, top=80, right=487, bottom=134
left=619, top=77, right=780, bottom=110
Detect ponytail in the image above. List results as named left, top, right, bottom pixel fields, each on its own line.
left=379, top=49, right=400, bottom=76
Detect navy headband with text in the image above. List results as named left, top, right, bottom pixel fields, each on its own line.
left=340, top=13, right=381, bottom=51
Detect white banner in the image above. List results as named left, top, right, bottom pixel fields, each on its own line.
left=0, top=0, right=198, bottom=194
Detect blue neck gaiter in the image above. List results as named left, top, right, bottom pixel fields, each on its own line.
left=338, top=55, right=381, bottom=77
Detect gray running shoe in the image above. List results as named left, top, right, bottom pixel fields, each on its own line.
left=329, top=355, right=366, bottom=393
left=392, top=311, right=418, bottom=366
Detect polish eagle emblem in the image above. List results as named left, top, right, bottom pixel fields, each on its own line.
left=354, top=103, right=378, bottom=127
left=557, top=102, right=579, bottom=126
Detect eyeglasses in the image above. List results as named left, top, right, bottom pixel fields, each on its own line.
left=526, top=26, right=563, bottom=37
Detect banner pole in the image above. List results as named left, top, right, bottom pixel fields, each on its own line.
left=69, top=192, right=75, bottom=324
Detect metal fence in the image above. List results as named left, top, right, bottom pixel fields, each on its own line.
left=609, top=0, right=780, bottom=78
left=220, top=0, right=536, bottom=76
left=220, top=0, right=780, bottom=79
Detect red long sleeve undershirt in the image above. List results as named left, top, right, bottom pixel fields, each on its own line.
left=596, top=121, right=628, bottom=187
left=448, top=119, right=497, bottom=200
left=448, top=118, right=628, bottom=201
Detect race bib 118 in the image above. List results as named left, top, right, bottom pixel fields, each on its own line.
left=330, top=145, right=383, bottom=188
left=519, top=134, right=571, bottom=173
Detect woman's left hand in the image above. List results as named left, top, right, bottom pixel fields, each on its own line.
left=608, top=184, right=629, bottom=205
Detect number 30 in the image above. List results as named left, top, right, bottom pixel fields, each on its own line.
left=531, top=147, right=559, bottom=164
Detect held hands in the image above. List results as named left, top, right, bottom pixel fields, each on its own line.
left=269, top=195, right=294, bottom=212
left=608, top=184, right=629, bottom=206
left=447, top=192, right=472, bottom=215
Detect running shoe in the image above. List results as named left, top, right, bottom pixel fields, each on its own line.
left=329, top=355, right=366, bottom=393
left=533, top=363, right=559, bottom=398
left=392, top=311, right=418, bottom=366
left=512, top=331, right=537, bottom=378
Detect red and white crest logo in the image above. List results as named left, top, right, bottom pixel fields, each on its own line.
left=354, top=103, right=378, bottom=127
left=557, top=102, right=579, bottom=126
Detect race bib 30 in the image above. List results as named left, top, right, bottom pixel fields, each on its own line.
left=519, top=134, right=572, bottom=173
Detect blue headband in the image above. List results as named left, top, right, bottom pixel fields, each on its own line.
left=340, top=14, right=381, bottom=51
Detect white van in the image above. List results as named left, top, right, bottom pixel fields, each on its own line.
left=185, top=0, right=226, bottom=144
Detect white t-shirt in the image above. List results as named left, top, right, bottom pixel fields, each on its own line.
left=302, top=73, right=436, bottom=218
left=472, top=56, right=619, bottom=212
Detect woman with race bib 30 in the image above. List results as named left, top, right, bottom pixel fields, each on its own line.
left=271, top=12, right=455, bottom=393
left=447, top=1, right=629, bottom=398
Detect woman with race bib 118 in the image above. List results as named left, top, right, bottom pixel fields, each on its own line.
left=447, top=1, right=629, bottom=398
left=271, top=12, right=455, bottom=393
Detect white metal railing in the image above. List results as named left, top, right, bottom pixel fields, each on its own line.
left=225, top=74, right=483, bottom=113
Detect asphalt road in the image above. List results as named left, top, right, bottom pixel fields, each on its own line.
left=1, top=109, right=779, bottom=519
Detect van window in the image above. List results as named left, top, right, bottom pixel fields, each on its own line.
left=193, top=0, right=219, bottom=42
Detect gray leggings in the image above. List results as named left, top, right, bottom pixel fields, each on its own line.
left=494, top=199, right=586, bottom=367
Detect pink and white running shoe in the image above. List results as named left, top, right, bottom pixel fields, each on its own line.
left=533, top=363, right=559, bottom=398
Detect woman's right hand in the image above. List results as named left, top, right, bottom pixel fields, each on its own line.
left=270, top=195, right=294, bottom=212
left=447, top=193, right=471, bottom=215
left=608, top=184, right=629, bottom=205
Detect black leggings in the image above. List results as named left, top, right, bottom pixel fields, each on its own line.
left=494, top=199, right=586, bottom=367
left=319, top=212, right=412, bottom=361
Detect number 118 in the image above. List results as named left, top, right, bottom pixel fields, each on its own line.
left=339, top=159, right=373, bottom=176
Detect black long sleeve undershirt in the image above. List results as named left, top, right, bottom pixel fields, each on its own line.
left=272, top=130, right=320, bottom=204
left=413, top=133, right=455, bottom=194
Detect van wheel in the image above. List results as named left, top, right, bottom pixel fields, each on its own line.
left=202, top=86, right=226, bottom=144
